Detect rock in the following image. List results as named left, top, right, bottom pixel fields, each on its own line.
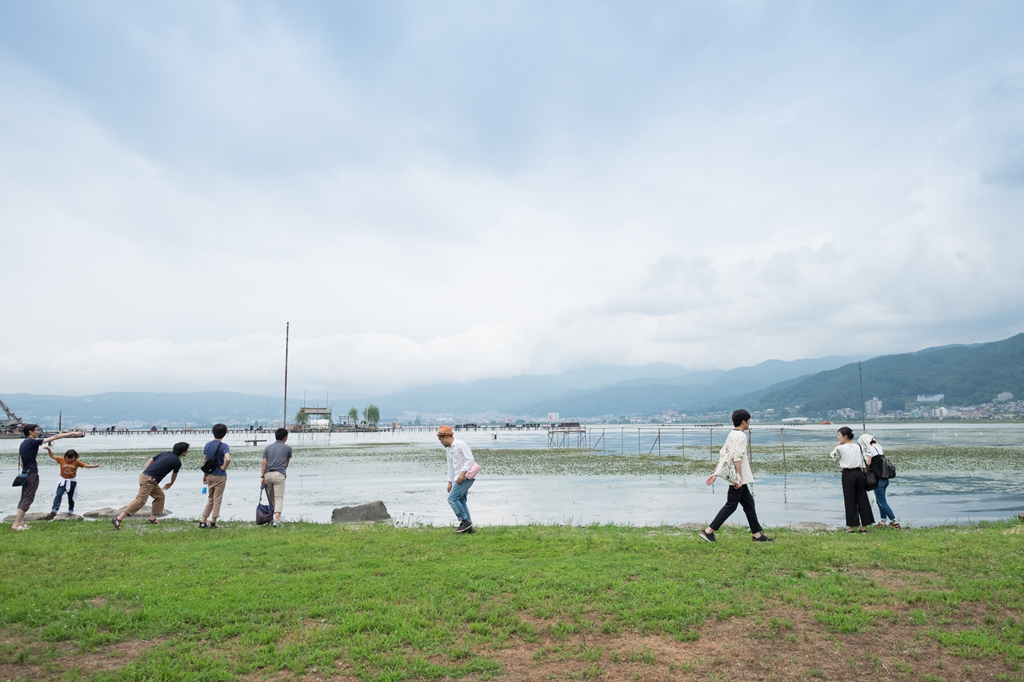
left=331, top=501, right=393, bottom=524
left=1018, top=513, right=1024, bottom=521
left=789, top=522, right=840, bottom=533
left=2, top=511, right=82, bottom=523
left=83, top=506, right=171, bottom=519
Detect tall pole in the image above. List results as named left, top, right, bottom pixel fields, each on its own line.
left=284, top=322, right=290, bottom=428
left=858, top=361, right=867, bottom=432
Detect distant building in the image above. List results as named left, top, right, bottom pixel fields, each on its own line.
left=932, top=407, right=949, bottom=418
left=547, top=412, right=560, bottom=422
left=865, top=397, right=883, bottom=416
left=996, top=392, right=1014, bottom=402
left=781, top=417, right=809, bottom=423
left=917, top=394, right=945, bottom=403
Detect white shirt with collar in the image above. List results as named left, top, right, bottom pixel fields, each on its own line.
left=445, top=437, right=476, bottom=483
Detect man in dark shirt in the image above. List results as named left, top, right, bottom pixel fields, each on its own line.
left=12, top=423, right=85, bottom=531
left=111, top=442, right=189, bottom=529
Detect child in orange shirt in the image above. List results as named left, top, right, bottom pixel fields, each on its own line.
left=47, top=447, right=100, bottom=517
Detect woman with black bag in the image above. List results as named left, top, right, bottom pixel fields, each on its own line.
left=860, top=434, right=899, bottom=529
left=830, top=427, right=875, bottom=533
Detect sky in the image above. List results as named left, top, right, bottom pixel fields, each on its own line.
left=2, top=1, right=1023, bottom=399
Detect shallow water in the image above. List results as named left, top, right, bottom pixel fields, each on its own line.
left=3, top=439, right=1021, bottom=527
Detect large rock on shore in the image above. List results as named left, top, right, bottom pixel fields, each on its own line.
left=331, top=501, right=392, bottom=524
left=3, top=512, right=83, bottom=523
left=83, top=506, right=171, bottom=518
left=788, top=522, right=840, bottom=532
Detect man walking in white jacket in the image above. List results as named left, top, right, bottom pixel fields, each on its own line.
left=700, top=409, right=773, bottom=543
left=438, top=425, right=477, bottom=534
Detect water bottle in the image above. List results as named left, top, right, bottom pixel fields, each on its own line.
left=202, top=483, right=207, bottom=495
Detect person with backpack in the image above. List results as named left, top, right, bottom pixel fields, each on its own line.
left=831, top=427, right=875, bottom=533
left=860, top=434, right=899, bottom=528
left=199, top=423, right=232, bottom=529
left=261, top=428, right=291, bottom=528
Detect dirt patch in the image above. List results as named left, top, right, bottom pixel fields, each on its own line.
left=477, top=604, right=1020, bottom=681
left=0, top=633, right=167, bottom=682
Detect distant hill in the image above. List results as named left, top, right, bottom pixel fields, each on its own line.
left=756, top=334, right=1024, bottom=414
left=354, top=363, right=690, bottom=416
left=511, top=356, right=861, bottom=417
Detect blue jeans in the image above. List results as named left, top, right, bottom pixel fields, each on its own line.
left=447, top=478, right=474, bottom=522
left=874, top=478, right=895, bottom=521
left=52, top=480, right=76, bottom=513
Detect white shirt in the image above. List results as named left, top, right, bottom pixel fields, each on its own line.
left=445, top=438, right=476, bottom=483
left=716, top=429, right=755, bottom=484
left=831, top=442, right=867, bottom=469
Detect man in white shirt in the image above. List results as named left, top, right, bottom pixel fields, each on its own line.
left=700, top=409, right=773, bottom=543
left=438, top=425, right=477, bottom=534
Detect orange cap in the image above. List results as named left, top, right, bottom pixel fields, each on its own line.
left=437, top=425, right=453, bottom=436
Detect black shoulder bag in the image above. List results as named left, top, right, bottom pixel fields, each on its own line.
left=201, top=442, right=223, bottom=475
left=860, top=445, right=879, bottom=491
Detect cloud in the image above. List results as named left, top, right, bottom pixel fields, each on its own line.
left=2, top=2, right=1024, bottom=397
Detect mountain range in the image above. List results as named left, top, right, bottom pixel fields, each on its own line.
left=4, top=332, right=1021, bottom=426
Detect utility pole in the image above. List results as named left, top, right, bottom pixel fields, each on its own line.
left=283, top=323, right=290, bottom=429
left=858, top=361, right=867, bottom=432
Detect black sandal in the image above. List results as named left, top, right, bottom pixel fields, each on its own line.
left=111, top=517, right=121, bottom=530
left=147, top=519, right=160, bottom=525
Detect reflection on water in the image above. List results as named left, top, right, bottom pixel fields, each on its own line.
left=2, top=424, right=1022, bottom=526
left=2, top=449, right=1019, bottom=527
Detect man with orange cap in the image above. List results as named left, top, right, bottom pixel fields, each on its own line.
left=437, top=425, right=477, bottom=534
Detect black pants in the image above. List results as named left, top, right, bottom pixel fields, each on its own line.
left=709, top=484, right=762, bottom=534
left=841, top=468, right=875, bottom=527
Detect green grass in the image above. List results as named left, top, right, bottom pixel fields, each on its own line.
left=1, top=519, right=1023, bottom=681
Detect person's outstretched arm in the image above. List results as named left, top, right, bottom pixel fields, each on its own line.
left=82, top=461, right=101, bottom=469
left=43, top=431, right=84, bottom=444
left=46, top=446, right=59, bottom=461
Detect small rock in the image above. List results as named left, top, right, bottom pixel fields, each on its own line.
left=4, top=512, right=50, bottom=523
left=789, top=522, right=839, bottom=532
left=1018, top=513, right=1024, bottom=521
left=331, top=501, right=393, bottom=524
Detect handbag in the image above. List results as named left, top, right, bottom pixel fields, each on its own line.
left=201, top=442, right=222, bottom=475
left=456, top=444, right=481, bottom=480
left=256, top=484, right=274, bottom=525
left=714, top=458, right=742, bottom=486
left=860, top=446, right=878, bottom=491
left=881, top=456, right=897, bottom=479
left=12, top=470, right=28, bottom=487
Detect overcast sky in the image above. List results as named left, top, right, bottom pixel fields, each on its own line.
left=2, top=1, right=1023, bottom=399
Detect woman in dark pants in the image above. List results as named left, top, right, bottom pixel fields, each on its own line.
left=830, top=426, right=874, bottom=533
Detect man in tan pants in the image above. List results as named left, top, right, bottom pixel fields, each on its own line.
left=261, top=428, right=291, bottom=527
left=112, top=442, right=188, bottom=529
left=200, top=423, right=231, bottom=528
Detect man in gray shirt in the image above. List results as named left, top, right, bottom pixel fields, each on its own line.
left=261, top=428, right=291, bottom=527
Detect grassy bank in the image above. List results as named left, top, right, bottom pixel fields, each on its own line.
left=2, top=520, right=1023, bottom=681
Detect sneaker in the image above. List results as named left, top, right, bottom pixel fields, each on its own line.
left=859, top=528, right=867, bottom=534
left=890, top=522, right=901, bottom=529
left=47, top=511, right=57, bottom=519
left=752, top=534, right=774, bottom=542
left=198, top=522, right=208, bottom=529
left=876, top=522, right=887, bottom=529
left=455, top=520, right=473, bottom=534
left=209, top=522, right=218, bottom=529
left=699, top=530, right=716, bottom=543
